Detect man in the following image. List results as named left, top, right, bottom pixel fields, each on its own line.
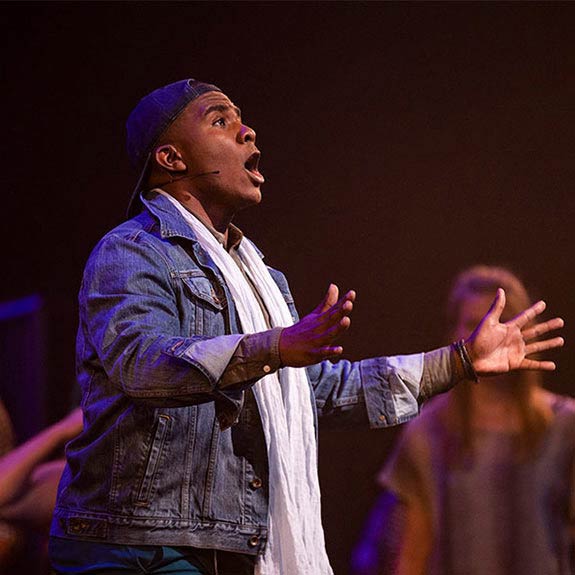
left=49, top=79, right=564, bottom=575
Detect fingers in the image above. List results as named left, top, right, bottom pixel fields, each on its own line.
left=510, top=299, right=547, bottom=329
left=519, top=358, right=557, bottom=371
left=317, top=345, right=344, bottom=360
left=335, top=290, right=355, bottom=317
left=319, top=288, right=356, bottom=324
left=314, top=283, right=340, bottom=314
left=521, top=317, right=564, bottom=340
left=313, top=284, right=355, bottom=315
left=312, top=289, right=354, bottom=349
left=524, top=336, right=564, bottom=356
left=334, top=289, right=356, bottom=313
left=322, top=314, right=352, bottom=338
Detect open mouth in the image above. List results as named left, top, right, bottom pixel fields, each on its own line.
left=244, top=151, right=265, bottom=184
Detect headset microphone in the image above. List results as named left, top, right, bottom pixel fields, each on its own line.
left=154, top=170, right=220, bottom=188
left=193, top=171, right=220, bottom=177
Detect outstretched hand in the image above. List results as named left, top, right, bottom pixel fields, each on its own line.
left=466, top=288, right=564, bottom=376
left=279, top=284, right=355, bottom=367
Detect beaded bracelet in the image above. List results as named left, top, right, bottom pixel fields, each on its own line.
left=452, top=339, right=479, bottom=383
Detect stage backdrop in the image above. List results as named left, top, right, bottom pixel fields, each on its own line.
left=2, top=4, right=574, bottom=573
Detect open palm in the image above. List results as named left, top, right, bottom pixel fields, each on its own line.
left=467, top=288, right=564, bottom=376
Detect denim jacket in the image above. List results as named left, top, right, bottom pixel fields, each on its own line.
left=51, top=191, right=425, bottom=555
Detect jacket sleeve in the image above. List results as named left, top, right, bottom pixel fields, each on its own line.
left=307, top=354, right=424, bottom=429
left=79, top=231, right=253, bottom=405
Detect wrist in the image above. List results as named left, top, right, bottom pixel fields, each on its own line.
left=277, top=327, right=286, bottom=367
left=451, top=339, right=479, bottom=383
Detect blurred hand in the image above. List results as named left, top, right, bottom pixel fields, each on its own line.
left=53, top=407, right=83, bottom=443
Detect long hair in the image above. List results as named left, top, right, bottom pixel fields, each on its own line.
left=444, top=265, right=549, bottom=461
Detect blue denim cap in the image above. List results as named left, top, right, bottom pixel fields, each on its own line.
left=126, top=78, right=221, bottom=218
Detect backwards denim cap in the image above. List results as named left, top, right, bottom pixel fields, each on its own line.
left=125, top=78, right=221, bottom=218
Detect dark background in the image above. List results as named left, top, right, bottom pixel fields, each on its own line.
left=2, top=3, right=574, bottom=573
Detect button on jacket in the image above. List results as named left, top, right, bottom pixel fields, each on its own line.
left=51, top=191, right=426, bottom=555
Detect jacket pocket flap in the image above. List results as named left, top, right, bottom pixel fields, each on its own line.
left=175, top=270, right=226, bottom=310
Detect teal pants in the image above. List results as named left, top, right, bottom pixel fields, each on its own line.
left=49, top=538, right=256, bottom=575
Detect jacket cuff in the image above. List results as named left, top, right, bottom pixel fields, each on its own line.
left=218, top=327, right=283, bottom=389
left=361, top=354, right=423, bottom=429
left=166, top=334, right=245, bottom=387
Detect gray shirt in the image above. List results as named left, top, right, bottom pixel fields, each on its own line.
left=380, top=392, right=575, bottom=575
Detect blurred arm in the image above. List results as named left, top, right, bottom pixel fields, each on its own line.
left=0, top=408, right=82, bottom=509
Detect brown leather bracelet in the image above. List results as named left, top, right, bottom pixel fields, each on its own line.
left=452, top=339, right=479, bottom=383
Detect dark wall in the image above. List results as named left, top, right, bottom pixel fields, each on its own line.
left=2, top=3, right=574, bottom=573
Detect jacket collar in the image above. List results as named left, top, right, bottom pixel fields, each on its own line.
left=140, top=189, right=199, bottom=241
left=138, top=189, right=265, bottom=259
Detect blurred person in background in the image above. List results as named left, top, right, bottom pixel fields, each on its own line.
left=0, top=403, right=82, bottom=574
left=352, top=265, right=575, bottom=575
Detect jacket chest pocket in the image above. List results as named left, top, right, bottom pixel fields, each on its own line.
left=175, top=270, right=228, bottom=337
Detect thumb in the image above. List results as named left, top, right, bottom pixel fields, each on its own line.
left=484, top=288, right=506, bottom=323
left=314, top=283, right=339, bottom=314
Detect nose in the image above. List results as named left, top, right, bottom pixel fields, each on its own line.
left=238, top=123, right=256, bottom=144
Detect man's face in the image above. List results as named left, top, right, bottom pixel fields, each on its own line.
left=166, top=91, right=264, bottom=218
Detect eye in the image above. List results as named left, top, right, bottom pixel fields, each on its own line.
left=213, top=117, right=226, bottom=127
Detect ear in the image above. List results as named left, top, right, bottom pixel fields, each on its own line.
left=154, top=144, right=187, bottom=173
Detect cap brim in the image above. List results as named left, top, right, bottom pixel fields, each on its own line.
left=126, top=152, right=152, bottom=219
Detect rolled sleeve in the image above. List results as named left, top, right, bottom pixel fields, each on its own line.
left=173, top=333, right=246, bottom=385
left=362, top=354, right=424, bottom=428
left=279, top=343, right=456, bottom=431
left=217, top=327, right=283, bottom=389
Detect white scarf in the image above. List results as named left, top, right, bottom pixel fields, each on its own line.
left=159, top=191, right=333, bottom=575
